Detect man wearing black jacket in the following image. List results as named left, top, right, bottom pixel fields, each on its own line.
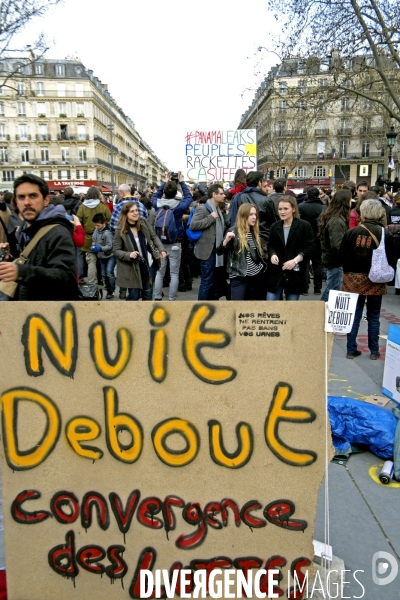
left=0, top=174, right=78, bottom=300
left=298, top=186, right=326, bottom=294
left=232, top=171, right=277, bottom=243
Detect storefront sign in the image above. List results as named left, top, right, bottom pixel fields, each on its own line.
left=48, top=180, right=98, bottom=189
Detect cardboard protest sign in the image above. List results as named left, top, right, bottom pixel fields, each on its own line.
left=325, top=290, right=358, bottom=334
left=184, top=130, right=257, bottom=182
left=0, top=301, right=327, bottom=599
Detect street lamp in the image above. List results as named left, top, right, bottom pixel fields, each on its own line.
left=107, top=122, right=115, bottom=196
left=386, top=125, right=397, bottom=181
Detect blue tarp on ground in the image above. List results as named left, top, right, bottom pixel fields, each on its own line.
left=328, top=396, right=398, bottom=459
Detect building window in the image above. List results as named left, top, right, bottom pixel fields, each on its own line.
left=37, top=102, right=47, bottom=117
left=295, top=141, right=303, bottom=156
left=36, top=82, right=44, bottom=96
left=58, top=102, right=67, bottom=117
left=0, top=147, right=8, bottom=162
left=16, top=82, right=25, bottom=96
left=276, top=167, right=287, bottom=177
left=76, top=102, right=85, bottom=117
left=296, top=100, right=306, bottom=112
left=78, top=147, right=87, bottom=161
left=21, top=147, right=29, bottom=164
left=361, top=118, right=371, bottom=133
left=17, top=101, right=26, bottom=116
left=60, top=124, right=69, bottom=139
left=61, top=147, right=70, bottom=162
left=41, top=148, right=49, bottom=163
left=277, top=121, right=286, bottom=135
left=362, top=141, right=370, bottom=158
left=40, top=170, right=52, bottom=180
left=314, top=166, right=326, bottom=177
left=340, top=140, right=348, bottom=157
left=364, top=98, right=372, bottom=110
left=279, top=82, right=287, bottom=95
left=55, top=64, right=65, bottom=77
left=2, top=170, right=14, bottom=182
left=341, top=97, right=350, bottom=111
left=57, top=83, right=65, bottom=97
left=317, top=141, right=326, bottom=158
left=77, top=125, right=86, bottom=140
left=19, top=125, right=29, bottom=140
left=0, top=124, right=6, bottom=140
left=76, top=169, right=88, bottom=179
left=294, top=166, right=307, bottom=177
left=58, top=169, right=71, bottom=179
left=278, top=100, right=286, bottom=113
left=75, top=84, right=84, bottom=97
left=35, top=63, right=44, bottom=75
left=319, top=78, right=328, bottom=87
left=38, top=124, right=48, bottom=140
left=0, top=102, right=4, bottom=116
left=298, top=80, right=306, bottom=94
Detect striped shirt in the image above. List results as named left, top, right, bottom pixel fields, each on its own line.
left=245, top=233, right=264, bottom=276
left=230, top=233, right=263, bottom=278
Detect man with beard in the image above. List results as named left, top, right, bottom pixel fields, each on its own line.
left=0, top=174, right=78, bottom=300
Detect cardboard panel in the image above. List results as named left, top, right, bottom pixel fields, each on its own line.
left=0, top=301, right=328, bottom=599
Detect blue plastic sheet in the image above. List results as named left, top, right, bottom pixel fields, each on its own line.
left=328, top=396, right=398, bottom=459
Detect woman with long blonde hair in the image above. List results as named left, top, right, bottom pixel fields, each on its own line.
left=217, top=203, right=266, bottom=300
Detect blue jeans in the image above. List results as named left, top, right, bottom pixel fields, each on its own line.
left=198, top=251, right=216, bottom=300
left=321, top=267, right=343, bottom=301
left=267, top=284, right=299, bottom=301
left=154, top=243, right=181, bottom=301
left=347, top=294, right=382, bottom=355
left=126, top=265, right=154, bottom=301
left=99, top=255, right=116, bottom=278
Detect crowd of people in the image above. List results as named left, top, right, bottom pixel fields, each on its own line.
left=0, top=170, right=398, bottom=359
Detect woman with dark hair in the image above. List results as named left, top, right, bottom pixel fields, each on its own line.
left=217, top=203, right=266, bottom=300
left=113, top=202, right=166, bottom=300
left=339, top=199, right=396, bottom=359
left=350, top=191, right=378, bottom=228
left=266, top=196, right=315, bottom=300
left=319, top=189, right=352, bottom=301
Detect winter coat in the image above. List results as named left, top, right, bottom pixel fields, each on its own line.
left=16, top=205, right=78, bottom=301
left=320, top=216, right=348, bottom=269
left=338, top=220, right=396, bottom=277
left=217, top=227, right=265, bottom=277
left=267, top=218, right=315, bottom=294
left=0, top=202, right=10, bottom=245
left=190, top=204, right=219, bottom=261
left=298, top=198, right=326, bottom=237
left=76, top=199, right=111, bottom=252
left=268, top=192, right=287, bottom=213
left=113, top=218, right=165, bottom=289
left=92, top=225, right=114, bottom=259
left=236, top=189, right=277, bottom=241
left=62, top=195, right=80, bottom=215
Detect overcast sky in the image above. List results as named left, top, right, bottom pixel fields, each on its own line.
left=17, top=0, right=275, bottom=170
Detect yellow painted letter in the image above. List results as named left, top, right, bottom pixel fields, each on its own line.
left=104, top=387, right=143, bottom=463
left=65, top=417, right=103, bottom=461
left=1, top=387, right=61, bottom=470
left=152, top=418, right=200, bottom=467
left=182, top=304, right=236, bottom=385
left=22, top=304, right=77, bottom=377
left=265, top=382, right=317, bottom=467
left=148, top=307, right=169, bottom=383
left=209, top=420, right=253, bottom=468
left=89, top=322, right=132, bottom=380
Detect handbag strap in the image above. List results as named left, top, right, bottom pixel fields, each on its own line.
left=14, top=224, right=58, bottom=265
left=360, top=224, right=380, bottom=248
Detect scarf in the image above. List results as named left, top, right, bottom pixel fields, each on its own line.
left=207, top=199, right=224, bottom=267
left=127, top=226, right=149, bottom=279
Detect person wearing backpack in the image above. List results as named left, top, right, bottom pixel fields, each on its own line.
left=298, top=186, right=326, bottom=295
left=152, top=171, right=192, bottom=301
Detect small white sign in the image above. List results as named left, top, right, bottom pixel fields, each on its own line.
left=324, top=290, right=358, bottom=334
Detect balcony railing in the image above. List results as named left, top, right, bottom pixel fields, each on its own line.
left=337, top=128, right=352, bottom=136
left=57, top=134, right=75, bottom=140
left=315, top=129, right=329, bottom=136
left=359, top=127, right=384, bottom=136
left=16, top=134, right=31, bottom=141
left=36, top=134, right=51, bottom=141
left=0, top=135, right=10, bottom=141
